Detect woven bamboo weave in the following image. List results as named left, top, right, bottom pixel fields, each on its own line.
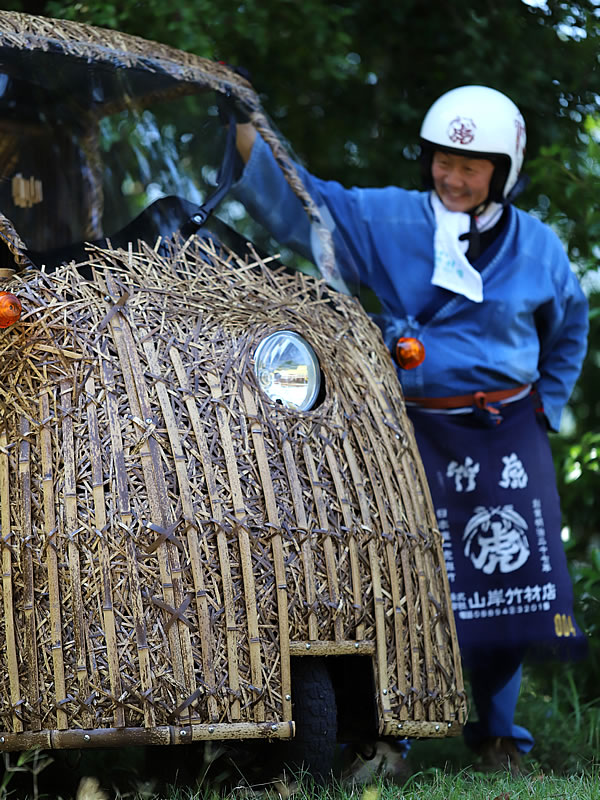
left=0, top=235, right=465, bottom=749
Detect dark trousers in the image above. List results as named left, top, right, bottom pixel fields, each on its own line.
left=462, top=648, right=534, bottom=753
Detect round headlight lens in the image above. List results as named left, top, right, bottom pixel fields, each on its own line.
left=253, top=331, right=321, bottom=411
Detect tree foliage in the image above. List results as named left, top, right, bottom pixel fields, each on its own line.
left=9, top=1, right=598, bottom=259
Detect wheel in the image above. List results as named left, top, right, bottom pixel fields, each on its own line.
left=277, top=657, right=338, bottom=783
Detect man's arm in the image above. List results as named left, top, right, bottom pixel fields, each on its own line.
left=236, top=122, right=257, bottom=165
left=535, top=268, right=588, bottom=432
left=231, top=126, right=377, bottom=290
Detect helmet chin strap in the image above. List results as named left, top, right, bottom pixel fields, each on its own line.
left=460, top=213, right=484, bottom=261
left=503, top=172, right=530, bottom=204
left=459, top=172, right=530, bottom=260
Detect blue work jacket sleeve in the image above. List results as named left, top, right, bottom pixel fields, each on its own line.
left=232, top=134, right=374, bottom=286
left=232, top=134, right=314, bottom=262
left=534, top=260, right=589, bottom=432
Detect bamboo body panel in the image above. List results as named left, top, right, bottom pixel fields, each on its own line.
left=0, top=238, right=465, bottom=750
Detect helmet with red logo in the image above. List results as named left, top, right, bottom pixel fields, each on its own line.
left=419, top=85, right=526, bottom=203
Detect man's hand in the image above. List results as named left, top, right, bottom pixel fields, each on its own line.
left=236, top=123, right=257, bottom=165
left=216, top=64, right=257, bottom=164
left=217, top=90, right=250, bottom=126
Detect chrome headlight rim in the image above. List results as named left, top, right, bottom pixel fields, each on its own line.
left=252, top=329, right=322, bottom=412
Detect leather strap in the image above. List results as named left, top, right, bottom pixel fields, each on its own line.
left=404, top=384, right=529, bottom=410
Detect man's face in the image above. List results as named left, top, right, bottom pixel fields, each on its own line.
left=431, top=151, right=495, bottom=213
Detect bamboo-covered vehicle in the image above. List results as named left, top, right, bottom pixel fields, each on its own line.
left=0, top=11, right=465, bottom=783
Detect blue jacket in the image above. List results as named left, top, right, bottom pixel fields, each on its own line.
left=233, top=134, right=588, bottom=431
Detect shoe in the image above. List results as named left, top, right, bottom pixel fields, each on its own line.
left=341, top=739, right=412, bottom=786
left=474, top=736, right=522, bottom=776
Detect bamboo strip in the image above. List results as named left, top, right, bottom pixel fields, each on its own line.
left=243, top=385, right=291, bottom=721
left=411, top=533, right=436, bottom=721
left=363, top=392, right=418, bottom=529
left=289, top=641, right=375, bottom=656
left=353, top=433, right=409, bottom=716
left=281, top=440, right=318, bottom=641
left=60, top=379, right=92, bottom=729
left=302, top=443, right=343, bottom=641
left=399, top=449, right=437, bottom=720
left=85, top=375, right=125, bottom=728
left=142, top=336, right=200, bottom=716
left=207, top=370, right=263, bottom=722
left=323, top=436, right=365, bottom=640
left=169, top=348, right=223, bottom=722
left=120, top=343, right=193, bottom=696
left=364, top=393, right=424, bottom=719
left=0, top=429, right=22, bottom=733
left=343, top=407, right=409, bottom=719
left=0, top=720, right=295, bottom=752
left=406, top=427, right=464, bottom=721
left=104, top=275, right=188, bottom=697
left=100, top=348, right=156, bottom=728
left=39, top=390, right=68, bottom=730
left=400, top=547, right=423, bottom=720
left=381, top=719, right=461, bottom=738
left=339, top=435, right=392, bottom=722
left=19, top=417, right=41, bottom=730
left=172, top=356, right=240, bottom=723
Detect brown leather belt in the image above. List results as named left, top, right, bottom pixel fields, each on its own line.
left=404, top=384, right=529, bottom=410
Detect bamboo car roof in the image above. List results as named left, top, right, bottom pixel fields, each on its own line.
left=0, top=10, right=256, bottom=113
left=0, top=11, right=342, bottom=288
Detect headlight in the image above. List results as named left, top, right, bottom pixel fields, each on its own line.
left=253, top=330, right=321, bottom=411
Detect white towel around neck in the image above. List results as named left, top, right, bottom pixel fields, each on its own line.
left=430, top=192, right=503, bottom=303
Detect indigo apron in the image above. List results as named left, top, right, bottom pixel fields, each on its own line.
left=407, top=394, right=587, bottom=663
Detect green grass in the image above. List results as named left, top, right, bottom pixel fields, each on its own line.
left=2, top=745, right=599, bottom=800
left=142, top=771, right=600, bottom=800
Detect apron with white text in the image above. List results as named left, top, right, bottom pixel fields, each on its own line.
left=408, top=395, right=587, bottom=662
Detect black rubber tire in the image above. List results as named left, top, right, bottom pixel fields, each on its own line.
left=277, top=657, right=337, bottom=783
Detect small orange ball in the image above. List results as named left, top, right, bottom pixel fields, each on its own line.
left=395, top=337, right=426, bottom=370
left=0, top=291, right=22, bottom=328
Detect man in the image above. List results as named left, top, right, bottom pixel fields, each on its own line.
left=232, top=85, right=589, bottom=772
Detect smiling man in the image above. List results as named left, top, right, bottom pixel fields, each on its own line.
left=232, top=84, right=589, bottom=774
left=430, top=151, right=494, bottom=213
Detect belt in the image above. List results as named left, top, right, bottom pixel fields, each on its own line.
left=404, top=384, right=530, bottom=411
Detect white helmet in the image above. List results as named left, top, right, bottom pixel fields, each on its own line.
left=420, top=85, right=526, bottom=202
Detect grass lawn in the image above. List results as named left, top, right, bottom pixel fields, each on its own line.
left=2, top=737, right=598, bottom=799
left=149, top=770, right=600, bottom=800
